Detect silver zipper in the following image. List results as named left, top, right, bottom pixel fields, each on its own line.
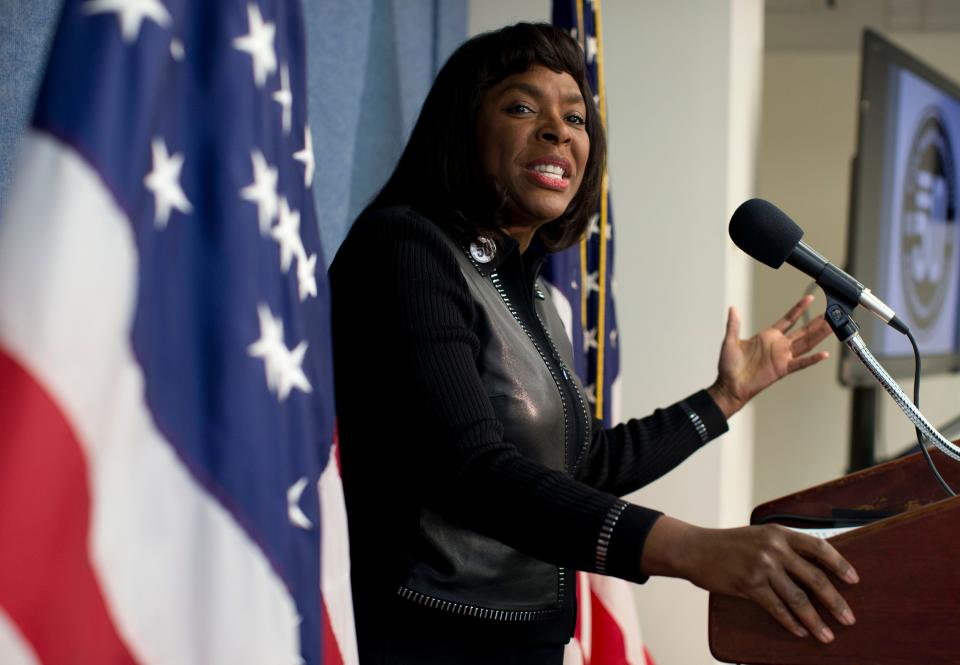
left=397, top=586, right=561, bottom=622
left=467, top=254, right=572, bottom=613
left=531, top=287, right=592, bottom=473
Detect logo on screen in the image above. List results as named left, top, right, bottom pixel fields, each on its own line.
left=900, top=109, right=957, bottom=331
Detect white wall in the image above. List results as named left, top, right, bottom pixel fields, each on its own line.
left=754, top=33, right=960, bottom=504
left=605, top=4, right=760, bottom=664
left=468, top=0, right=548, bottom=32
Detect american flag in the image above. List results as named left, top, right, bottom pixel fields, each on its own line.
left=546, top=2, right=654, bottom=665
left=0, top=1, right=356, bottom=664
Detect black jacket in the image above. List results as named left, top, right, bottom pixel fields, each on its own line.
left=329, top=205, right=727, bottom=647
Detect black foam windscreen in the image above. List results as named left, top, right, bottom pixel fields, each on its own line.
left=728, top=198, right=804, bottom=269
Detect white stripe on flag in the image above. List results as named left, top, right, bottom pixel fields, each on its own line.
left=610, top=374, right=622, bottom=426
left=0, top=607, right=40, bottom=665
left=548, top=284, right=575, bottom=344
left=318, top=442, right=359, bottom=665
left=563, top=639, right=585, bottom=665
left=0, top=132, right=301, bottom=665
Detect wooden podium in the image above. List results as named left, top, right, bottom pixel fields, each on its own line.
left=708, top=449, right=960, bottom=665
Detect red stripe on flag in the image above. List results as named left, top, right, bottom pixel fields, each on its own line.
left=0, top=349, right=139, bottom=665
left=321, top=598, right=345, bottom=665
left=333, top=421, right=342, bottom=475
left=587, top=587, right=628, bottom=665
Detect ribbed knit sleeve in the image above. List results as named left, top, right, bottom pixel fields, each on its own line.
left=574, top=390, right=727, bottom=580
left=578, top=390, right=728, bottom=498
left=330, top=207, right=725, bottom=585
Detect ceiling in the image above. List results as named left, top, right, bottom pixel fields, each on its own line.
left=766, top=0, right=960, bottom=50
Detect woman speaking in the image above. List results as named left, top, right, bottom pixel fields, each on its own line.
left=330, top=22, right=858, bottom=665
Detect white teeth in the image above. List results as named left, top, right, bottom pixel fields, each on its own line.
left=532, top=163, right=565, bottom=179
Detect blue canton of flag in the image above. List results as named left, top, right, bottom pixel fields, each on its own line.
left=0, top=1, right=356, bottom=664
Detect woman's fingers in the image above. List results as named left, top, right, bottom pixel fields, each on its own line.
left=741, top=528, right=859, bottom=643
left=784, top=317, right=832, bottom=374
left=786, top=350, right=829, bottom=374
left=763, top=533, right=859, bottom=642
left=725, top=305, right=740, bottom=344
left=766, top=573, right=833, bottom=641
left=772, top=295, right=815, bottom=333
left=788, top=317, right=832, bottom=354
left=750, top=585, right=810, bottom=639
left=669, top=523, right=860, bottom=643
left=790, top=532, right=860, bottom=585
left=785, top=554, right=856, bottom=628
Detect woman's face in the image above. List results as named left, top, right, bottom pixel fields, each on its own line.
left=476, top=64, right=590, bottom=230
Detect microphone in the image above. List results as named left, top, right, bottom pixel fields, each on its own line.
left=729, top=198, right=909, bottom=335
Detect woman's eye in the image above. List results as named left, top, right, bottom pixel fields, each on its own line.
left=506, top=103, right=534, bottom=114
left=566, top=113, right=585, bottom=125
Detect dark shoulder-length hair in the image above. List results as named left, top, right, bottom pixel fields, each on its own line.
left=369, top=22, right=606, bottom=252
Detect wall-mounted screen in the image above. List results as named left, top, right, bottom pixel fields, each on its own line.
left=841, top=29, right=960, bottom=385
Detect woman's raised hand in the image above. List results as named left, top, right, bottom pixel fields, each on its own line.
left=641, top=516, right=859, bottom=643
left=707, top=295, right=832, bottom=418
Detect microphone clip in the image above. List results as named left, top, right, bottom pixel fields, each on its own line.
left=823, top=288, right=860, bottom=343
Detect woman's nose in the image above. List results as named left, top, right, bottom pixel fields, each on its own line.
left=537, top=114, right=571, bottom=145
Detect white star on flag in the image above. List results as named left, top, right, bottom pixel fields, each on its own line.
left=83, top=0, right=171, bottom=43
left=170, top=37, right=185, bottom=60
left=248, top=303, right=286, bottom=392
left=583, top=327, right=598, bottom=353
left=586, top=35, right=598, bottom=64
left=584, top=383, right=597, bottom=404
left=585, top=270, right=600, bottom=294
left=296, top=252, right=318, bottom=302
left=143, top=136, right=192, bottom=228
left=286, top=477, right=313, bottom=530
left=293, top=126, right=314, bottom=187
left=277, top=341, right=311, bottom=401
left=271, top=198, right=304, bottom=273
left=587, top=213, right=599, bottom=236
left=587, top=213, right=611, bottom=239
left=232, top=3, right=277, bottom=87
left=240, top=149, right=279, bottom=235
left=273, top=63, right=293, bottom=135
left=247, top=304, right=312, bottom=401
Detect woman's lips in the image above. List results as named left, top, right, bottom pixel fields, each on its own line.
left=525, top=168, right=570, bottom=190
left=525, top=158, right=571, bottom=190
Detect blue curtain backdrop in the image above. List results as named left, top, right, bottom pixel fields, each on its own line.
left=0, top=0, right=63, bottom=212
left=0, top=0, right=467, bottom=265
left=303, top=0, right=466, bottom=264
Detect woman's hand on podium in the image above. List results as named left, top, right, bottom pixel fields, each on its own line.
left=641, top=515, right=859, bottom=643
left=708, top=295, right=831, bottom=419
